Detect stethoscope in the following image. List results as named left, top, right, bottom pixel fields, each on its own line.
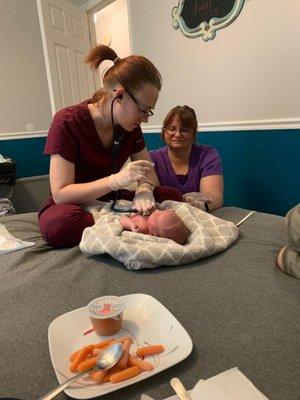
left=110, top=94, right=138, bottom=213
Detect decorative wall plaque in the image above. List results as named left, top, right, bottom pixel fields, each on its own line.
left=172, top=0, right=245, bottom=41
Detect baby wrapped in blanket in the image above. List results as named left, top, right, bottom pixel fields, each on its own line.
left=80, top=200, right=239, bottom=269
left=120, top=209, right=190, bottom=245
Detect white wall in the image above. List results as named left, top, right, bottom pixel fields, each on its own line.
left=94, top=0, right=131, bottom=85
left=128, top=0, right=300, bottom=130
left=2, top=0, right=298, bottom=137
left=0, top=0, right=52, bottom=136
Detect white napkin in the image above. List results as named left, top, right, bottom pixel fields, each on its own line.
left=191, top=367, right=269, bottom=400
left=0, top=223, right=35, bottom=255
left=147, top=367, right=269, bottom=400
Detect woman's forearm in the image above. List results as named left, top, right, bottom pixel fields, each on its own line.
left=199, top=175, right=224, bottom=211
left=49, top=154, right=114, bottom=205
left=206, top=192, right=223, bottom=211
left=51, top=176, right=112, bottom=205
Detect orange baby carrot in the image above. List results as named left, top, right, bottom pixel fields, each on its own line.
left=93, top=339, right=115, bottom=349
left=111, top=336, right=133, bottom=345
left=92, top=369, right=108, bottom=383
left=110, top=366, right=140, bottom=383
left=92, top=347, right=106, bottom=357
left=88, top=370, right=98, bottom=381
left=70, top=349, right=80, bottom=362
left=70, top=344, right=94, bottom=372
left=102, top=366, right=123, bottom=383
left=69, top=343, right=95, bottom=362
left=77, top=356, right=98, bottom=372
left=116, top=339, right=131, bottom=369
left=136, top=345, right=165, bottom=358
left=128, top=355, right=154, bottom=371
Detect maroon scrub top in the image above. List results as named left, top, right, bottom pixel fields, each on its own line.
left=44, top=100, right=146, bottom=184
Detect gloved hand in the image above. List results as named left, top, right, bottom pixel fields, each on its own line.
left=109, top=160, right=154, bottom=190
left=182, top=192, right=212, bottom=211
left=133, top=186, right=156, bottom=214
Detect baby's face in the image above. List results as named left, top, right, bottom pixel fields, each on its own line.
left=129, top=214, right=150, bottom=234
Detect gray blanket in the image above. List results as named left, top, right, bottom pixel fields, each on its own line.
left=80, top=201, right=239, bottom=269
left=0, top=207, right=299, bottom=400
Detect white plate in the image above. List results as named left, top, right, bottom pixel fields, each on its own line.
left=48, top=293, right=193, bottom=399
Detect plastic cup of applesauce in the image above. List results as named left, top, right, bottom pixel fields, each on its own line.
left=87, top=296, right=124, bottom=336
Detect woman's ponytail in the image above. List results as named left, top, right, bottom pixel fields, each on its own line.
left=86, top=44, right=161, bottom=104
left=85, top=45, right=118, bottom=70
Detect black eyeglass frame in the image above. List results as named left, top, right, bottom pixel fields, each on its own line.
left=126, top=90, right=154, bottom=118
left=164, top=126, right=195, bottom=135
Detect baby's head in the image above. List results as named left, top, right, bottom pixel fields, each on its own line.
left=120, top=209, right=190, bottom=245
left=148, top=210, right=190, bottom=244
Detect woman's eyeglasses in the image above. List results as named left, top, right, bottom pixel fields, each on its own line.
left=126, top=91, right=154, bottom=117
left=165, top=126, right=194, bottom=135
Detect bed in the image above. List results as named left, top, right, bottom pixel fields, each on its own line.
left=0, top=207, right=299, bottom=400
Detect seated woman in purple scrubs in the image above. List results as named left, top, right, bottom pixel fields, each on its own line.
left=150, top=105, right=223, bottom=212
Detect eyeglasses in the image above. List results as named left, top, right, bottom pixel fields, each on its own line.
left=126, top=91, right=154, bottom=118
left=164, top=126, right=194, bottom=135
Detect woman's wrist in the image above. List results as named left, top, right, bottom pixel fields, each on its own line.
left=136, top=181, right=155, bottom=193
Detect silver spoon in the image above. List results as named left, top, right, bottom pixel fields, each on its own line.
left=38, top=342, right=123, bottom=400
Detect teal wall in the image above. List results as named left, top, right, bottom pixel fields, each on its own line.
left=1, top=137, right=48, bottom=178
left=1, top=129, right=299, bottom=216
left=144, top=129, right=300, bottom=216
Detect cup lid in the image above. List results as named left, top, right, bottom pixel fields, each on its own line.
left=88, top=296, right=124, bottom=319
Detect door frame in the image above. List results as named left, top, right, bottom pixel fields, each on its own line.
left=37, top=0, right=98, bottom=115
left=37, top=0, right=132, bottom=115
left=83, top=0, right=133, bottom=54
left=36, top=0, right=56, bottom=116
left=83, top=0, right=133, bottom=90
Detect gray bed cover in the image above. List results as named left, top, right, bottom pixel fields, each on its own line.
left=0, top=207, right=299, bottom=400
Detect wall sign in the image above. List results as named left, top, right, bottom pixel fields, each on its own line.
left=172, top=0, right=245, bottom=41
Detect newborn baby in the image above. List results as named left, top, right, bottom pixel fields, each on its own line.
left=120, top=209, right=190, bottom=245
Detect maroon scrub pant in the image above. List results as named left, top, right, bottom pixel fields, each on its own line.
left=38, top=186, right=183, bottom=248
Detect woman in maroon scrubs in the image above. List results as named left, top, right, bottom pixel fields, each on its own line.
left=39, top=45, right=181, bottom=248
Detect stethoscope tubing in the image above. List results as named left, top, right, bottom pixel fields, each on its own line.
left=110, top=96, right=138, bottom=213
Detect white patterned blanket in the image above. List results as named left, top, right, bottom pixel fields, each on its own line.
left=80, top=200, right=239, bottom=270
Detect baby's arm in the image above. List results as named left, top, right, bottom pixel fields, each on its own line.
left=120, top=216, right=139, bottom=232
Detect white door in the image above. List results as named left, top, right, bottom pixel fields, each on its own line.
left=37, top=0, right=96, bottom=115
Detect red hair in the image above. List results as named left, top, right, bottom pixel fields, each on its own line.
left=85, top=45, right=162, bottom=103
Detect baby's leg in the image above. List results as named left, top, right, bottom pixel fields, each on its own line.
left=276, top=204, right=300, bottom=278
left=277, top=246, right=300, bottom=279
left=285, top=204, right=300, bottom=253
